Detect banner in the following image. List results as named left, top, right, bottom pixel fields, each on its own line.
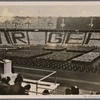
left=0, top=30, right=100, bottom=47
left=9, top=31, right=28, bottom=45
left=47, top=32, right=65, bottom=44
left=0, top=31, right=10, bottom=45
left=28, top=32, right=45, bottom=45
left=64, top=32, right=86, bottom=44
left=57, top=17, right=100, bottom=30
left=85, top=33, right=100, bottom=47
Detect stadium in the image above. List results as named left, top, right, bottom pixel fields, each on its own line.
left=1, top=8, right=100, bottom=95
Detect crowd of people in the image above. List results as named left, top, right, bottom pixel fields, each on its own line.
left=41, top=86, right=100, bottom=95
left=0, top=74, right=53, bottom=95
left=0, top=74, right=100, bottom=95
left=64, top=86, right=100, bottom=95
left=65, top=86, right=79, bottom=95
left=0, top=74, right=31, bottom=95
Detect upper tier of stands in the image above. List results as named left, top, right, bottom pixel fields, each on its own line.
left=6, top=49, right=52, bottom=58
left=1, top=16, right=100, bottom=30
left=37, top=51, right=82, bottom=61
left=72, top=52, right=100, bottom=63
left=66, top=46, right=95, bottom=53
left=0, top=17, right=57, bottom=29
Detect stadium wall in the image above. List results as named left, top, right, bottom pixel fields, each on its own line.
left=0, top=17, right=100, bottom=47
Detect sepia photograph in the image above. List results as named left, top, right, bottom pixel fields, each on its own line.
left=0, top=1, right=100, bottom=98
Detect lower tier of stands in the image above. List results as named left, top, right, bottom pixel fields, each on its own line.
left=11, top=58, right=100, bottom=73
left=0, top=46, right=100, bottom=74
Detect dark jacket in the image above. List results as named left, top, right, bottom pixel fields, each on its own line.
left=10, top=84, right=25, bottom=95
left=0, top=82, right=10, bottom=95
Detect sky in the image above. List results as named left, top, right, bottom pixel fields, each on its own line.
left=0, top=2, right=100, bottom=17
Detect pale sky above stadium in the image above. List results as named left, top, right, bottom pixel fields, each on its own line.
left=0, top=2, right=100, bottom=17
